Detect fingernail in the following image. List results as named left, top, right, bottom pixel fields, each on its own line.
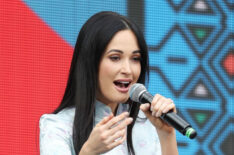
left=124, top=112, right=129, bottom=116
left=156, top=112, right=160, bottom=117
left=128, top=117, right=133, bottom=122
left=140, top=105, right=144, bottom=110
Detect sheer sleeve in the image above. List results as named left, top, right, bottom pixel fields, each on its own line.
left=39, top=114, right=76, bottom=155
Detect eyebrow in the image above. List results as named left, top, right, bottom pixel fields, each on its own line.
left=107, top=49, right=141, bottom=54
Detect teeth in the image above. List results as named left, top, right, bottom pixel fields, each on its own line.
left=114, top=81, right=130, bottom=88
left=119, top=81, right=130, bottom=84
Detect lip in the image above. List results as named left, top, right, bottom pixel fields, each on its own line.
left=114, top=79, right=132, bottom=93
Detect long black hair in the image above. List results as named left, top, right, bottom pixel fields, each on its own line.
left=53, top=11, right=149, bottom=154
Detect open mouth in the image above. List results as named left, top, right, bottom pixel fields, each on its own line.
left=114, top=80, right=131, bottom=88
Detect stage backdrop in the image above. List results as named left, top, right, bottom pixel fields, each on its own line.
left=0, top=0, right=233, bottom=154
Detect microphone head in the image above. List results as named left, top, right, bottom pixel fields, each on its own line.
left=129, top=83, right=147, bottom=102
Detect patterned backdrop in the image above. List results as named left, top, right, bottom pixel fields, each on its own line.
left=0, top=0, right=233, bottom=154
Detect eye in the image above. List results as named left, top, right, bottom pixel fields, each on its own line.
left=132, top=56, right=141, bottom=62
left=109, top=55, right=120, bottom=61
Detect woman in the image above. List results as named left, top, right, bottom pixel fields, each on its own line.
left=40, top=11, right=178, bottom=155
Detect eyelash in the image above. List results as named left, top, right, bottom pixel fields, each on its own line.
left=109, top=56, right=141, bottom=62
left=109, top=56, right=120, bottom=61
left=132, top=56, right=141, bottom=61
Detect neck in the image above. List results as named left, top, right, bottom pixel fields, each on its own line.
left=106, top=103, right=119, bottom=114
left=95, top=99, right=119, bottom=114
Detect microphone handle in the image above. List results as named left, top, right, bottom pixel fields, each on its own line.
left=139, top=91, right=197, bottom=139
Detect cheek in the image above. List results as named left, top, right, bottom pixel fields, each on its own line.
left=134, top=64, right=141, bottom=81
left=98, top=61, right=115, bottom=88
left=99, top=62, right=114, bottom=79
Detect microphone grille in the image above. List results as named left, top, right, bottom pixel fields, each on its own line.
left=129, top=83, right=146, bottom=102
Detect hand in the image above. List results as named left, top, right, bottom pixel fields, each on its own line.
left=140, top=94, right=176, bottom=135
left=140, top=94, right=178, bottom=155
left=80, top=112, right=133, bottom=155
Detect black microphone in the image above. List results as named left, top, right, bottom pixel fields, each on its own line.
left=129, top=83, right=197, bottom=139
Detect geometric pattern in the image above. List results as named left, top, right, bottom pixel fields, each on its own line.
left=187, top=0, right=214, bottom=14
left=187, top=24, right=214, bottom=45
left=137, top=0, right=233, bottom=154
left=187, top=79, right=215, bottom=99
left=0, top=0, right=233, bottom=155
left=222, top=49, right=234, bottom=79
left=210, top=34, right=234, bottom=94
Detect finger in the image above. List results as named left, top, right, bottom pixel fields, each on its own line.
left=155, top=99, right=168, bottom=117
left=106, top=131, right=126, bottom=149
left=150, top=94, right=160, bottom=110
left=140, top=103, right=150, bottom=112
left=162, top=102, right=176, bottom=113
left=141, top=106, right=165, bottom=129
left=108, top=117, right=133, bottom=135
left=152, top=96, right=164, bottom=116
left=106, top=128, right=126, bottom=143
left=96, top=113, right=114, bottom=127
left=156, top=98, right=173, bottom=117
left=104, top=112, right=129, bottom=129
left=140, top=104, right=153, bottom=119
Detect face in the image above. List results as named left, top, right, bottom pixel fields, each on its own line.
left=96, top=29, right=141, bottom=110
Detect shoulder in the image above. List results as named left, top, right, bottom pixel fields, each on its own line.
left=39, top=107, right=76, bottom=154
left=40, top=107, right=75, bottom=137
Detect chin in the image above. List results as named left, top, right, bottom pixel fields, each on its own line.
left=115, top=94, right=129, bottom=103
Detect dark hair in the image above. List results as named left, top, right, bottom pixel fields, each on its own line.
left=53, top=11, right=149, bottom=154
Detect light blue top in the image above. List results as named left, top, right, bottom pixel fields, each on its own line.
left=39, top=101, right=161, bottom=155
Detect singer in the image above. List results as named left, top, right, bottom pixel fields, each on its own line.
left=40, top=11, right=178, bottom=155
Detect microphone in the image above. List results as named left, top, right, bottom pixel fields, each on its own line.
left=129, top=83, right=197, bottom=139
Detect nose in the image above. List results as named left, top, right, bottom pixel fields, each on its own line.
left=121, top=59, right=132, bottom=75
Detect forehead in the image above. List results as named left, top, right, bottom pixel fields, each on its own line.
left=105, top=29, right=140, bottom=52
